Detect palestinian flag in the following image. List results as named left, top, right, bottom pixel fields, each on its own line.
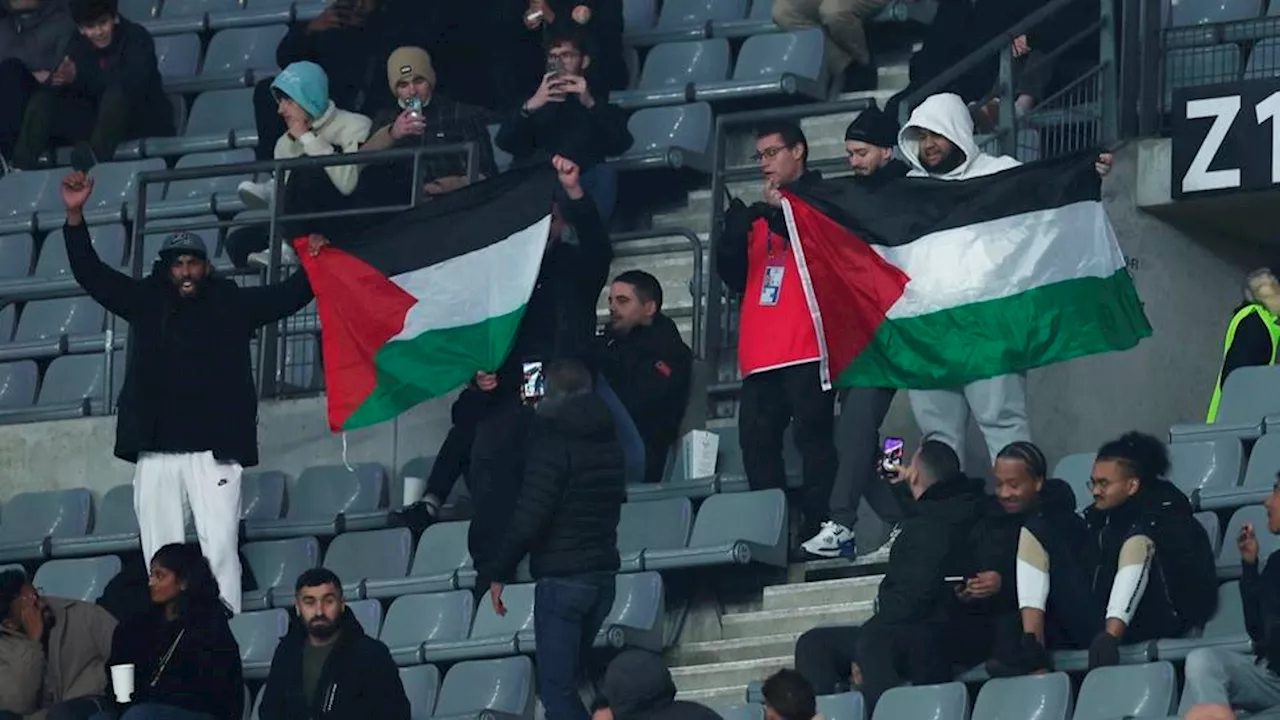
left=295, top=167, right=558, bottom=431
left=782, top=149, right=1151, bottom=390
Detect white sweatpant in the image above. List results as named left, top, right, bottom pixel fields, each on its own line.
left=908, top=372, right=1031, bottom=466
left=134, top=451, right=243, bottom=614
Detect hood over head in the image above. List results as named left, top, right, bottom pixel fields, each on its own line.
left=601, top=650, right=678, bottom=719
left=272, top=61, right=331, bottom=120
left=898, top=93, right=987, bottom=179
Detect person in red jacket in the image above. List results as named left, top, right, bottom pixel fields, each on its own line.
left=718, top=120, right=837, bottom=548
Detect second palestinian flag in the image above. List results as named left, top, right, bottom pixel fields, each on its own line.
left=296, top=167, right=558, bottom=431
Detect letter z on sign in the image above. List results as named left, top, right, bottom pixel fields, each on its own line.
left=1171, top=77, right=1280, bottom=198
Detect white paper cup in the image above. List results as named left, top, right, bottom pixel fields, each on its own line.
left=110, top=663, right=135, bottom=704
left=402, top=476, right=427, bottom=507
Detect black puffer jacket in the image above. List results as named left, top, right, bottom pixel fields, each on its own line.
left=258, top=608, right=409, bottom=720
left=65, top=222, right=313, bottom=466
left=484, top=391, right=626, bottom=581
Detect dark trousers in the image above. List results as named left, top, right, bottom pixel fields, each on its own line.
left=828, top=386, right=901, bottom=529
left=534, top=571, right=617, bottom=720
left=0, top=58, right=38, bottom=161
left=424, top=386, right=495, bottom=502
left=14, top=83, right=169, bottom=168
left=467, top=400, right=529, bottom=587
left=739, top=362, right=837, bottom=534
left=251, top=78, right=285, bottom=162
left=794, top=622, right=951, bottom=710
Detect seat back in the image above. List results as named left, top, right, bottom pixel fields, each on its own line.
left=432, top=656, right=535, bottom=717
left=641, top=40, right=731, bottom=88
left=618, top=498, right=694, bottom=555
left=37, top=225, right=128, bottom=276
left=0, top=168, right=63, bottom=221
left=624, top=0, right=656, bottom=32
left=1073, top=662, right=1177, bottom=720
left=1220, top=506, right=1279, bottom=572
left=0, top=305, right=12, bottom=344
left=88, top=159, right=167, bottom=213
left=346, top=599, right=384, bottom=636
left=469, top=582, right=536, bottom=640
left=1170, top=438, right=1243, bottom=494
left=161, top=0, right=241, bottom=17
left=1202, top=581, right=1247, bottom=639
left=0, top=360, right=38, bottom=409
left=0, top=488, right=93, bottom=543
left=1051, top=452, right=1095, bottom=511
left=186, top=88, right=257, bottom=136
left=241, top=470, right=287, bottom=520
left=687, top=489, right=786, bottom=547
left=97, top=485, right=140, bottom=535
left=202, top=25, right=288, bottom=75
left=626, top=102, right=712, bottom=155
left=168, top=150, right=257, bottom=200
left=1195, top=511, right=1222, bottom=556
left=399, top=664, right=441, bottom=719
left=657, top=0, right=748, bottom=26
left=288, top=463, right=386, bottom=520
left=16, top=297, right=106, bottom=341
left=119, top=0, right=157, bottom=18
left=409, top=521, right=472, bottom=577
left=870, top=683, right=970, bottom=720
left=241, top=536, right=320, bottom=593
left=33, top=555, right=122, bottom=601
left=1242, top=433, right=1280, bottom=489
left=716, top=705, right=765, bottom=720
left=154, top=33, right=201, bottom=78
left=380, top=591, right=474, bottom=645
left=972, top=673, right=1073, bottom=720
left=816, top=691, right=867, bottom=720
left=0, top=234, right=33, bottom=278
left=733, top=28, right=824, bottom=81
left=229, top=609, right=290, bottom=665
left=38, top=353, right=125, bottom=407
left=1170, top=0, right=1261, bottom=25
left=324, top=527, right=413, bottom=582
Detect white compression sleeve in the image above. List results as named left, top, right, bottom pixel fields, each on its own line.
left=1105, top=534, right=1155, bottom=626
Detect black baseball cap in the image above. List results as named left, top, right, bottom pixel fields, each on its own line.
left=158, top=231, right=209, bottom=261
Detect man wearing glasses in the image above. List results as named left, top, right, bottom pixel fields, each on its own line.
left=0, top=570, right=118, bottom=720
left=718, top=120, right=837, bottom=554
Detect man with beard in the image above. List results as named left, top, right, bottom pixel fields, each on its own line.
left=61, top=171, right=316, bottom=614
left=258, top=569, right=409, bottom=719
left=0, top=570, right=117, bottom=720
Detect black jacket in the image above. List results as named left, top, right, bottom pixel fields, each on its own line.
left=259, top=608, right=409, bottom=720
left=484, top=392, right=627, bottom=581
left=65, top=222, right=313, bottom=466
left=718, top=170, right=825, bottom=294
left=1244, top=548, right=1280, bottom=672
left=593, top=313, right=693, bottom=484
left=105, top=603, right=243, bottom=720
left=1219, top=303, right=1276, bottom=393
left=65, top=16, right=172, bottom=136
left=1082, top=478, right=1218, bottom=634
left=863, top=475, right=986, bottom=635
left=495, top=94, right=632, bottom=170
left=859, top=157, right=910, bottom=188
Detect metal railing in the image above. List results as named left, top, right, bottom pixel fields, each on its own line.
left=611, top=228, right=706, bottom=357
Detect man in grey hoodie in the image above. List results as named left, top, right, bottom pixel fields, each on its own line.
left=0, top=0, right=74, bottom=164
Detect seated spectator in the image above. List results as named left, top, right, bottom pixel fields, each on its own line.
left=258, top=568, right=409, bottom=720
left=593, top=650, right=721, bottom=720
left=359, top=46, right=498, bottom=199
left=771, top=0, right=887, bottom=93
left=482, top=358, right=627, bottom=720
left=0, top=0, right=74, bottom=167
left=762, top=669, right=816, bottom=720
left=521, top=0, right=625, bottom=94
left=592, top=270, right=693, bottom=485
left=229, top=61, right=372, bottom=267
left=1179, top=477, right=1280, bottom=713
left=0, top=570, right=117, bottom=720
left=495, top=27, right=631, bottom=221
left=1208, top=267, right=1280, bottom=422
left=842, top=106, right=906, bottom=183
left=993, top=432, right=1217, bottom=675
left=794, top=441, right=985, bottom=710
left=97, top=543, right=243, bottom=720
left=9, top=0, right=171, bottom=169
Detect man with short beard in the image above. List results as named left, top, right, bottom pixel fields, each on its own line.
left=258, top=569, right=409, bottom=720
left=61, top=171, right=315, bottom=614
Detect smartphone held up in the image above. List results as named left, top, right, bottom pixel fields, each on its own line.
left=879, top=437, right=904, bottom=479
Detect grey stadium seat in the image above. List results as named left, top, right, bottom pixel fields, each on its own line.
left=36, top=225, right=128, bottom=276
left=347, top=598, right=383, bottom=636
left=1201, top=433, right=1280, bottom=510
left=1052, top=452, right=1095, bottom=512
left=693, top=29, right=826, bottom=103
left=155, top=150, right=257, bottom=218
left=33, top=555, right=121, bottom=602
left=423, top=582, right=535, bottom=663
left=0, top=234, right=34, bottom=278
left=243, top=463, right=388, bottom=540
left=50, top=484, right=142, bottom=557
left=0, top=488, right=94, bottom=562
left=241, top=536, right=320, bottom=611
left=0, top=361, right=39, bottom=410
left=623, top=0, right=656, bottom=35
left=16, top=297, right=105, bottom=341
left=38, top=354, right=125, bottom=414
left=318, top=527, right=413, bottom=600
left=1156, top=581, right=1251, bottom=660
left=1170, top=0, right=1261, bottom=26
left=1217, top=505, right=1276, bottom=578
left=229, top=608, right=289, bottom=679
left=1245, top=37, right=1280, bottom=80
left=972, top=672, right=1073, bottom=720
left=1196, top=511, right=1222, bottom=557
left=517, top=571, right=666, bottom=653
left=616, top=497, right=694, bottom=571
left=153, top=33, right=200, bottom=80
left=36, top=159, right=166, bottom=231
left=871, top=682, right=970, bottom=720
left=241, top=470, right=287, bottom=521
left=0, top=169, right=65, bottom=234
left=629, top=0, right=746, bottom=44
left=431, top=656, right=535, bottom=720
left=1171, top=365, right=1280, bottom=443
left=119, top=0, right=157, bottom=18
left=1169, top=438, right=1243, bottom=502
left=715, top=424, right=803, bottom=493
left=365, top=520, right=474, bottom=599
left=816, top=691, right=866, bottom=720
left=644, top=488, right=788, bottom=569
left=716, top=705, right=764, bottom=720
left=0, top=305, right=12, bottom=344
left=612, top=39, right=731, bottom=110
left=712, top=0, right=778, bottom=38
left=182, top=25, right=287, bottom=93
left=149, top=88, right=255, bottom=156
left=611, top=102, right=713, bottom=172
left=487, top=124, right=512, bottom=174
left=1162, top=45, right=1242, bottom=109
left=399, top=664, right=440, bottom=719
left=379, top=591, right=474, bottom=666
left=1072, top=662, right=1177, bottom=720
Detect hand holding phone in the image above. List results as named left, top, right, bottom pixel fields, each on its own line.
left=521, top=361, right=545, bottom=404
left=879, top=437, right=904, bottom=480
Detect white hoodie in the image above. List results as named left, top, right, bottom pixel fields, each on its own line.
left=272, top=101, right=373, bottom=196
left=897, top=93, right=1021, bottom=180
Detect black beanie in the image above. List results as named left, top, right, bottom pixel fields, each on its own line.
left=844, top=106, right=899, bottom=149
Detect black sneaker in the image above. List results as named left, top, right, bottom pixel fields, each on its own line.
left=986, top=633, right=1053, bottom=677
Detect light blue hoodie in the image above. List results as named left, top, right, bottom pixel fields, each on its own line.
left=271, top=61, right=330, bottom=120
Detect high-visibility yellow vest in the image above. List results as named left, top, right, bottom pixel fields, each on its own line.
left=1207, top=304, right=1280, bottom=422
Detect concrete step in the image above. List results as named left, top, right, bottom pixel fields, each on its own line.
left=668, top=631, right=808, bottom=666
left=669, top=655, right=793, bottom=693
left=721, top=600, right=874, bottom=639
left=800, top=555, right=890, bottom=582
left=674, top=685, right=750, bottom=708
left=762, top=575, right=883, bottom=611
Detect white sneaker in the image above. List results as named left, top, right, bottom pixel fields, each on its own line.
left=237, top=180, right=274, bottom=209
left=801, top=521, right=856, bottom=559
left=859, top=524, right=902, bottom=561
left=247, top=244, right=298, bottom=268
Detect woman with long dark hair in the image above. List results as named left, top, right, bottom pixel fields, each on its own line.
left=92, top=544, right=243, bottom=720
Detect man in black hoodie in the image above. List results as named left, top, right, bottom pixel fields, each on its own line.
left=11, top=0, right=172, bottom=168
left=483, top=359, right=627, bottom=720
left=259, top=568, right=409, bottom=720
left=994, top=431, right=1218, bottom=675
left=61, top=171, right=314, bottom=614
left=1180, top=475, right=1280, bottom=713
left=793, top=441, right=984, bottom=710
left=593, top=270, right=693, bottom=484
